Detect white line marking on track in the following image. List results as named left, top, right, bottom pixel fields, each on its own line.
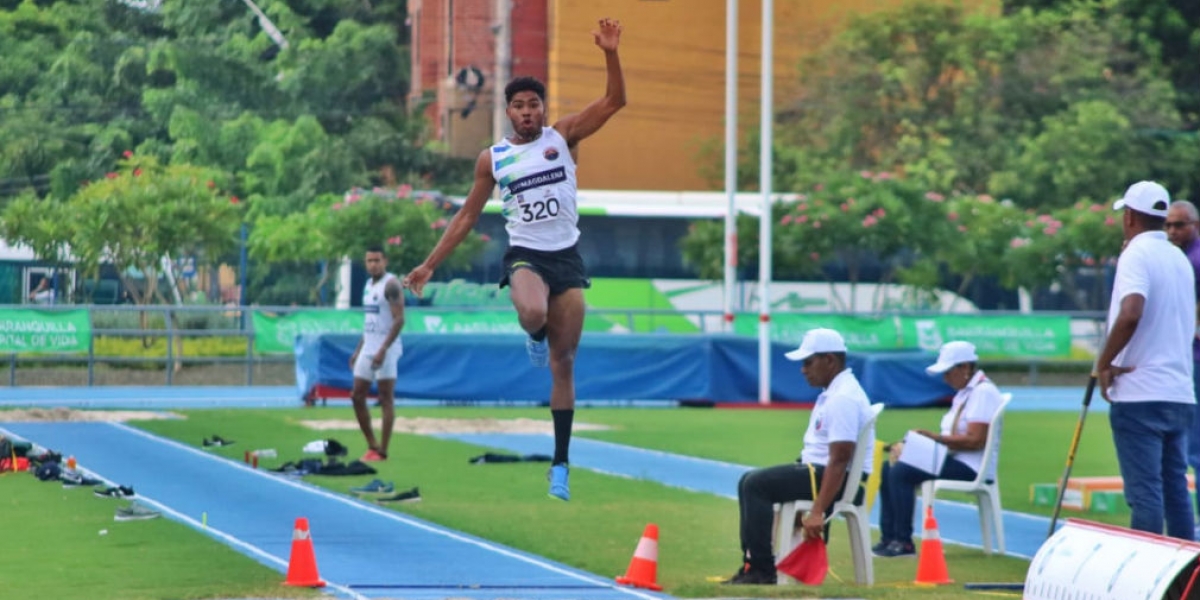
left=0, top=424, right=368, bottom=600
left=110, top=422, right=666, bottom=600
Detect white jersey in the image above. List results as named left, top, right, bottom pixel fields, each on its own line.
left=491, top=127, right=580, bottom=251
left=361, top=273, right=402, bottom=355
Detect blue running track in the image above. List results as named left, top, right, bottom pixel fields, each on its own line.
left=0, top=421, right=668, bottom=600
left=0, top=384, right=1088, bottom=597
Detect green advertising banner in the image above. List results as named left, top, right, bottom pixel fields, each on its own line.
left=899, top=315, right=1071, bottom=358
left=252, top=310, right=363, bottom=354
left=732, top=313, right=901, bottom=350
left=0, top=309, right=90, bottom=353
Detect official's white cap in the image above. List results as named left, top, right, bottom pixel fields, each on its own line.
left=1113, top=181, right=1170, bottom=218
left=926, top=341, right=979, bottom=375
left=785, top=328, right=847, bottom=362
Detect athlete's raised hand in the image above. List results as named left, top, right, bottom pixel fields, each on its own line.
left=592, top=18, right=621, bottom=52
left=402, top=265, right=433, bottom=298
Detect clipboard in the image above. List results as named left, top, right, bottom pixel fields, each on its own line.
left=897, top=430, right=948, bottom=476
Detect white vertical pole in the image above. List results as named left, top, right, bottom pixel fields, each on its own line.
left=492, top=0, right=511, bottom=145
left=723, top=0, right=738, bottom=332
left=757, top=0, right=774, bottom=405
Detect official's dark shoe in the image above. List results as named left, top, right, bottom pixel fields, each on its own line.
left=721, top=563, right=777, bottom=585
left=871, top=539, right=892, bottom=555
left=875, top=540, right=916, bottom=558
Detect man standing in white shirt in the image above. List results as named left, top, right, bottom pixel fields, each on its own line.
left=1098, top=181, right=1196, bottom=539
left=349, top=245, right=405, bottom=462
left=724, top=328, right=875, bottom=585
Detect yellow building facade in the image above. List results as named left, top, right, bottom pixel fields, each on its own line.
left=546, top=0, right=960, bottom=191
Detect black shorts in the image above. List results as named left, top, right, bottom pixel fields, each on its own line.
left=499, top=244, right=591, bottom=297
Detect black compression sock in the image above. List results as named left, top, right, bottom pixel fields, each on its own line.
left=551, top=409, right=574, bottom=465
left=530, top=326, right=547, bottom=342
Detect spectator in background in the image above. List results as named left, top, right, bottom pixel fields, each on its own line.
left=1166, top=199, right=1200, bottom=530
left=28, top=276, right=54, bottom=305
left=1099, top=182, right=1196, bottom=539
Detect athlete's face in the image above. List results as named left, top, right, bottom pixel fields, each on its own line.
left=364, top=251, right=386, bottom=279
left=506, top=91, right=545, bottom=140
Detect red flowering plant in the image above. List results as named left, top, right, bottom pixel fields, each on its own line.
left=929, top=194, right=1026, bottom=300
left=1001, top=200, right=1123, bottom=305
left=774, top=171, right=946, bottom=308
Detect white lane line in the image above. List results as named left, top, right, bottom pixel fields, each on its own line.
left=0, top=424, right=366, bottom=600
left=109, top=422, right=667, bottom=600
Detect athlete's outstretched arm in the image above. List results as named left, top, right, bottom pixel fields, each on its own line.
left=553, top=18, right=626, bottom=148
left=404, top=150, right=494, bottom=296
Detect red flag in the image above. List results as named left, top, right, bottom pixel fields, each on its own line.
left=776, top=537, right=829, bottom=586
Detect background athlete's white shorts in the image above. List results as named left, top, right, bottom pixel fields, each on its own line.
left=352, top=347, right=403, bottom=381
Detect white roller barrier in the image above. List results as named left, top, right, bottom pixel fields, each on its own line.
left=1025, top=519, right=1200, bottom=599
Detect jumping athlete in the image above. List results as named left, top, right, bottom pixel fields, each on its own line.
left=403, top=18, right=626, bottom=501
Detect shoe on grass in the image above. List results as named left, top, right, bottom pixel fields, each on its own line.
left=875, top=540, right=916, bottom=558
left=377, top=487, right=421, bottom=504
left=350, top=479, right=394, bottom=495
left=94, top=485, right=135, bottom=499
left=721, top=563, right=777, bottom=585
left=114, top=503, right=161, bottom=522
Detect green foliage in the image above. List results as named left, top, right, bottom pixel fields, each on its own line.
left=0, top=0, right=475, bottom=305
left=1, top=474, right=318, bottom=600
left=2, top=154, right=242, bottom=304
left=248, top=187, right=489, bottom=301
left=764, top=1, right=1195, bottom=205
left=688, top=1, right=1188, bottom=306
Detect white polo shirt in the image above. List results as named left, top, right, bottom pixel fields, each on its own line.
left=939, top=370, right=1004, bottom=477
left=1106, top=230, right=1196, bottom=403
left=800, top=368, right=875, bottom=474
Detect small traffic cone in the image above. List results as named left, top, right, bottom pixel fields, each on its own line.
left=914, top=506, right=952, bottom=585
left=283, top=517, right=326, bottom=587
left=616, top=523, right=663, bottom=591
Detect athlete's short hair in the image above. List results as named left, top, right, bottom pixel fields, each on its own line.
left=505, top=76, right=545, bottom=104
left=365, top=244, right=385, bottom=256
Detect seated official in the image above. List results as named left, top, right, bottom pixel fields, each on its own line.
left=724, top=328, right=876, bottom=585
left=874, top=341, right=1004, bottom=558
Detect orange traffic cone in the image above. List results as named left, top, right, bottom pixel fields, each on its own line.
left=914, top=506, right=952, bottom=585
left=616, top=523, right=663, bottom=591
left=283, top=517, right=326, bottom=587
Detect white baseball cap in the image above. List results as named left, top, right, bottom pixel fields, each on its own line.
left=926, top=341, right=979, bottom=375
left=785, top=328, right=847, bottom=362
left=1113, top=181, right=1170, bottom=218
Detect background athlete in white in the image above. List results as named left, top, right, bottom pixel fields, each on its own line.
left=350, top=246, right=405, bottom=462
left=404, top=17, right=627, bottom=501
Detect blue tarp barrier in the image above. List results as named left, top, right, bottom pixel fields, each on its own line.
left=295, top=333, right=953, bottom=406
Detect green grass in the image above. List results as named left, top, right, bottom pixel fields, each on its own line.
left=0, top=472, right=320, bottom=600
left=4, top=405, right=1127, bottom=599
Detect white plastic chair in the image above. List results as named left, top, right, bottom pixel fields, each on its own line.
left=773, top=402, right=885, bottom=586
left=920, top=392, right=1012, bottom=555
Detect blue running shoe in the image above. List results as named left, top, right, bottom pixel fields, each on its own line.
left=350, top=479, right=394, bottom=495
left=526, top=336, right=549, bottom=368
left=547, top=464, right=570, bottom=501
